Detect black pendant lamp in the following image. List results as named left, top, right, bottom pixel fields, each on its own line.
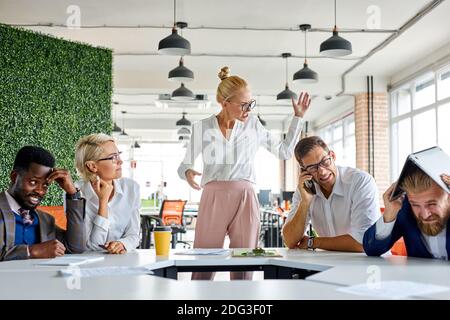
left=176, top=112, right=191, bottom=127
left=169, top=56, right=194, bottom=82
left=112, top=122, right=122, bottom=133
left=177, top=127, right=191, bottom=135
left=132, top=141, right=141, bottom=148
left=171, top=83, right=195, bottom=100
left=168, top=22, right=193, bottom=81
left=320, top=0, right=352, bottom=57
left=293, top=24, right=318, bottom=84
left=277, top=53, right=298, bottom=102
left=158, top=1, right=191, bottom=55
left=178, top=135, right=190, bottom=141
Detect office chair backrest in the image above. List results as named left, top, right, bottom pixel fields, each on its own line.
left=160, top=200, right=187, bottom=226
left=38, top=206, right=66, bottom=230
left=380, top=207, right=407, bottom=256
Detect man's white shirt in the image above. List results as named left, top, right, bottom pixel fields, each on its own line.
left=285, top=166, right=381, bottom=243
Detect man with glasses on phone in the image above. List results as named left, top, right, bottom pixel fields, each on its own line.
left=282, top=136, right=381, bottom=252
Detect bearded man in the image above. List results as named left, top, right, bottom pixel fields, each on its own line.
left=364, top=170, right=450, bottom=260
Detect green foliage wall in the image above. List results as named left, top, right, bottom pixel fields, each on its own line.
left=0, top=24, right=112, bottom=205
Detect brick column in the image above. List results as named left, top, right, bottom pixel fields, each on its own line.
left=354, top=92, right=390, bottom=201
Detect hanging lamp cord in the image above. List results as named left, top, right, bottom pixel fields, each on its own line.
left=304, top=29, right=307, bottom=64
left=334, top=0, right=337, bottom=31
left=173, top=0, right=177, bottom=27
left=285, top=56, right=288, bottom=84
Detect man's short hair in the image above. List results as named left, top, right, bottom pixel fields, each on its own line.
left=400, top=167, right=434, bottom=194
left=294, top=136, right=330, bottom=165
left=13, top=146, right=55, bottom=172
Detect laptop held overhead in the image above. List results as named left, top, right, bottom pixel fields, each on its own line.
left=390, top=146, right=450, bottom=201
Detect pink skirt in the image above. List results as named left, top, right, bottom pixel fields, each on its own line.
left=193, top=181, right=260, bottom=280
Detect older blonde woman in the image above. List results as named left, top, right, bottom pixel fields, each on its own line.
left=178, top=66, right=311, bottom=280
left=75, top=133, right=140, bottom=254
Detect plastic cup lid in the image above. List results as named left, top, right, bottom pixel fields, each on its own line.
left=154, top=226, right=172, bottom=232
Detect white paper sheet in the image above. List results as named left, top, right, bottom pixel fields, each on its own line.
left=59, top=266, right=154, bottom=278
left=174, top=249, right=230, bottom=255
left=337, top=281, right=450, bottom=299
left=35, top=256, right=105, bottom=266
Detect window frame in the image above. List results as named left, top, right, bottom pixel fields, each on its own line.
left=389, top=62, right=450, bottom=181
left=315, top=112, right=355, bottom=168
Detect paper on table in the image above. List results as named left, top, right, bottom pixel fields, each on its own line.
left=35, top=256, right=105, bottom=266
left=337, top=281, right=450, bottom=299
left=174, top=249, right=230, bottom=255
left=59, top=266, right=154, bottom=278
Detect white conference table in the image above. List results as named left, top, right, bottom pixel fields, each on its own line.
left=0, top=248, right=449, bottom=300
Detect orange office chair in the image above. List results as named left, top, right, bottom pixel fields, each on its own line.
left=159, top=200, right=190, bottom=249
left=38, top=206, right=66, bottom=230
left=380, top=207, right=407, bottom=256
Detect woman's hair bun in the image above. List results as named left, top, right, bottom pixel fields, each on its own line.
left=218, top=66, right=230, bottom=80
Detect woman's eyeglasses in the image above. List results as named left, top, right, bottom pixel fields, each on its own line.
left=229, top=99, right=256, bottom=112
left=97, top=152, right=122, bottom=163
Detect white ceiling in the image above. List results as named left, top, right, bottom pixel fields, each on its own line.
left=1, top=0, right=449, bottom=141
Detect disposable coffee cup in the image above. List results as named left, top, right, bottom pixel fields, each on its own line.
left=154, top=226, right=172, bottom=256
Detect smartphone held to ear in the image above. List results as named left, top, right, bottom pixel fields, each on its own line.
left=303, top=180, right=316, bottom=195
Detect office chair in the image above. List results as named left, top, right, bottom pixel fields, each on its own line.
left=159, top=199, right=190, bottom=249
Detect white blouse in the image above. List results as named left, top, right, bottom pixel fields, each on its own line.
left=178, top=114, right=304, bottom=186
left=78, top=177, right=141, bottom=252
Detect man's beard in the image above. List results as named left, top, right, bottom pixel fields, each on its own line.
left=415, top=206, right=450, bottom=236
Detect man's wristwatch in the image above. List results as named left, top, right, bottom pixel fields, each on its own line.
left=307, top=237, right=315, bottom=250
left=66, top=188, right=82, bottom=200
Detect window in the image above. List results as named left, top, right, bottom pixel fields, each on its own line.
left=254, top=146, right=280, bottom=194
left=118, top=142, right=201, bottom=207
left=437, top=68, right=450, bottom=100
left=390, top=63, right=450, bottom=180
left=316, top=113, right=355, bottom=168
left=391, top=86, right=411, bottom=117
left=438, top=103, right=450, bottom=156
left=412, top=109, right=436, bottom=151
left=391, top=118, right=411, bottom=176
left=413, top=72, right=435, bottom=110
left=117, top=139, right=281, bottom=206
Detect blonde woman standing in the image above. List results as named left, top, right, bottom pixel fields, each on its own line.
left=178, top=67, right=311, bottom=280
left=75, top=134, right=140, bottom=254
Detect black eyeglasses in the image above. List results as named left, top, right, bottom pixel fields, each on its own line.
left=301, top=153, right=333, bottom=174
left=97, top=152, right=122, bottom=163
left=228, top=99, right=256, bottom=112
left=239, top=99, right=256, bottom=112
